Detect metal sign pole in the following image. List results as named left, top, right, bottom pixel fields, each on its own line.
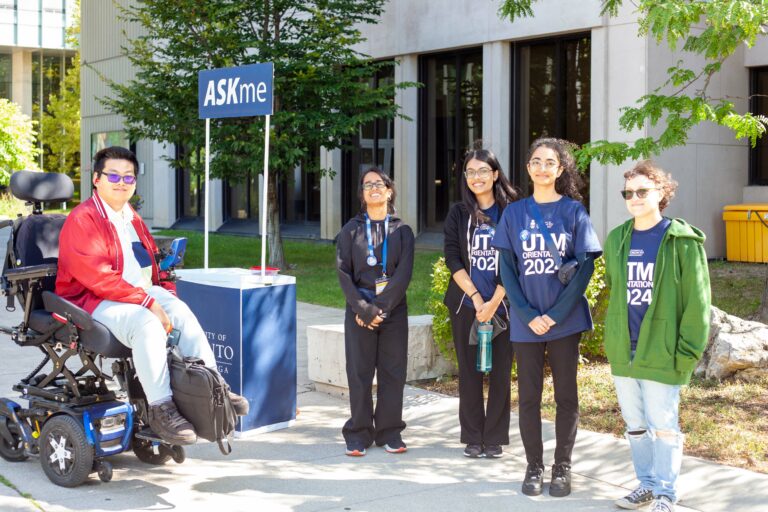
left=260, top=114, right=270, bottom=279
left=204, top=117, right=210, bottom=269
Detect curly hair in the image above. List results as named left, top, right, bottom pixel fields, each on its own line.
left=526, top=137, right=584, bottom=203
left=461, top=143, right=518, bottom=224
left=623, top=160, right=678, bottom=211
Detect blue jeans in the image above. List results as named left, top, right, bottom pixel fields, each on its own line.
left=613, top=375, right=683, bottom=502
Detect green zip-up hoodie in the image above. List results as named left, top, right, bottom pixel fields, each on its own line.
left=603, top=218, right=711, bottom=385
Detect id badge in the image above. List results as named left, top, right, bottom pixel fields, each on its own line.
left=375, top=276, right=389, bottom=295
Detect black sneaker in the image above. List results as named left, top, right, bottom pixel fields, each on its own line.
left=147, top=400, right=197, bottom=445
left=615, top=487, right=654, bottom=509
left=484, top=444, right=503, bottom=458
left=345, top=441, right=366, bottom=457
left=383, top=438, right=407, bottom=454
left=549, top=462, right=572, bottom=497
left=463, top=444, right=483, bottom=458
left=522, top=462, right=545, bottom=496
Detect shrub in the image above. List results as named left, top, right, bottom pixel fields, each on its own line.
left=582, top=256, right=608, bottom=359
left=427, top=257, right=458, bottom=370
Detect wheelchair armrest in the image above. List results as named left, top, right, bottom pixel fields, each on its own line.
left=4, top=263, right=57, bottom=283
left=42, top=291, right=95, bottom=330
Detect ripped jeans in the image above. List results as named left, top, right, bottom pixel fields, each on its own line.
left=613, top=375, right=683, bottom=502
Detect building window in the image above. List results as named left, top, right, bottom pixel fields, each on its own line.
left=90, top=131, right=131, bottom=162
left=341, top=64, right=395, bottom=224
left=512, top=34, right=591, bottom=198
left=750, top=67, right=768, bottom=186
left=0, top=53, right=10, bottom=100
left=419, top=48, right=483, bottom=231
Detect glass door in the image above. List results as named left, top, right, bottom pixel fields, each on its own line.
left=420, top=49, right=483, bottom=231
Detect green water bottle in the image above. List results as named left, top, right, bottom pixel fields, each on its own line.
left=476, top=321, right=493, bottom=372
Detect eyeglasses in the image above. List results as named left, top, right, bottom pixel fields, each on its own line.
left=464, top=167, right=493, bottom=179
left=362, top=181, right=387, bottom=191
left=621, top=188, right=658, bottom=200
left=103, top=173, right=137, bottom=185
left=528, top=159, right=560, bottom=171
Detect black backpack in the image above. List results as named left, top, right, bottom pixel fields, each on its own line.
left=168, top=345, right=237, bottom=454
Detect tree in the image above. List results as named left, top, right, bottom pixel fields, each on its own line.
left=99, top=0, right=414, bottom=268
left=41, top=0, right=80, bottom=177
left=0, top=99, right=39, bottom=185
left=499, top=0, right=768, bottom=169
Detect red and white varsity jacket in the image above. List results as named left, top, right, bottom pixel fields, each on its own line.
left=55, top=191, right=175, bottom=314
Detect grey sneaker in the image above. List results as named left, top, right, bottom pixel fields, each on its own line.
left=484, top=444, right=503, bottom=458
left=147, top=400, right=196, bottom=445
left=650, top=496, right=675, bottom=512
left=463, top=444, right=483, bottom=458
left=616, top=487, right=654, bottom=509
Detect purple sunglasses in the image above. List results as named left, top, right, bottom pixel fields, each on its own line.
left=103, top=172, right=137, bottom=185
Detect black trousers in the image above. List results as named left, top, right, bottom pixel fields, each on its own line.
left=450, top=306, right=513, bottom=446
left=342, top=303, right=408, bottom=447
left=513, top=333, right=581, bottom=465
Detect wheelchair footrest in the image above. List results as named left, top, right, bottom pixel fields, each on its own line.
left=134, top=427, right=165, bottom=444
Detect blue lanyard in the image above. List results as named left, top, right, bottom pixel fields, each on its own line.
left=365, top=213, right=389, bottom=276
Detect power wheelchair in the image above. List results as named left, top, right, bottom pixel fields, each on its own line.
left=0, top=171, right=187, bottom=487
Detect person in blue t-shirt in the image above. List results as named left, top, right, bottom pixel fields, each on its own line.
left=493, top=138, right=602, bottom=498
left=443, top=146, right=518, bottom=460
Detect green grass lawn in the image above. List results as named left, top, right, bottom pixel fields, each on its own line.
left=157, top=230, right=442, bottom=315
left=709, top=260, right=766, bottom=319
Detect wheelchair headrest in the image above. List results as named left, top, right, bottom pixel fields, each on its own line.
left=10, top=171, right=74, bottom=203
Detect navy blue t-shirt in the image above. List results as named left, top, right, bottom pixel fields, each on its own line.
left=463, top=204, right=503, bottom=314
left=627, top=217, right=671, bottom=349
left=492, top=196, right=602, bottom=342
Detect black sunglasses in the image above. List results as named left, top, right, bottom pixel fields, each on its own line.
left=621, top=188, right=657, bottom=200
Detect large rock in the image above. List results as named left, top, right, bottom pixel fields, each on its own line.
left=695, top=306, right=768, bottom=381
left=307, top=315, right=455, bottom=398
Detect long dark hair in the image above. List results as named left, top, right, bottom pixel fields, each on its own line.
left=358, top=168, right=396, bottom=215
left=526, top=137, right=584, bottom=203
left=461, top=147, right=518, bottom=224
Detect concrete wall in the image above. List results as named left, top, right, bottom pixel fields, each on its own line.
left=80, top=0, right=180, bottom=228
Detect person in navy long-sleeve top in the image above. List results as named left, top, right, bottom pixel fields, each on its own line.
left=492, top=138, right=601, bottom=497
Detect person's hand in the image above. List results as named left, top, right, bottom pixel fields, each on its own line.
left=528, top=316, right=550, bottom=336
left=541, top=314, right=556, bottom=328
left=149, top=300, right=172, bottom=333
left=369, top=314, right=384, bottom=329
left=475, top=301, right=495, bottom=323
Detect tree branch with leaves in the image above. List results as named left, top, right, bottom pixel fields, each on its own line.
left=499, top=0, right=768, bottom=169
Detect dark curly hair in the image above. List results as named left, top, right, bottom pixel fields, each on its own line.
left=358, top=168, right=396, bottom=215
left=623, top=160, right=678, bottom=211
left=526, top=137, right=584, bottom=203
left=461, top=144, right=518, bottom=224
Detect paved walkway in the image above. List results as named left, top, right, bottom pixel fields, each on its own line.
left=0, top=228, right=766, bottom=511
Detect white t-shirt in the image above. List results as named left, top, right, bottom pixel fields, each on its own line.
left=100, top=197, right=153, bottom=290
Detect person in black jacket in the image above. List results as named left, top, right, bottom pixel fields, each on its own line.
left=443, top=147, right=518, bottom=459
left=336, top=168, right=415, bottom=457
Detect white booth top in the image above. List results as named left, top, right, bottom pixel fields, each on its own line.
left=175, top=268, right=296, bottom=289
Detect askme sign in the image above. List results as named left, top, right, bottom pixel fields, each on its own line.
left=198, top=63, right=274, bottom=119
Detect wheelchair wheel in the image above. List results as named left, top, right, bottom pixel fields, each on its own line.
left=132, top=438, right=172, bottom=465
left=39, top=415, right=94, bottom=487
left=0, top=419, right=28, bottom=462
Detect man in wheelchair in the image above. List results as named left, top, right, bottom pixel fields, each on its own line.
left=55, top=146, right=248, bottom=446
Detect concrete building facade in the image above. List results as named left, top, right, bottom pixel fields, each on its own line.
left=80, top=0, right=768, bottom=257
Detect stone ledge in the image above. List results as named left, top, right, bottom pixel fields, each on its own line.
left=307, top=315, right=455, bottom=398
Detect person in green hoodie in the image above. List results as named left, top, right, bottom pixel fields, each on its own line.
left=603, top=161, right=711, bottom=512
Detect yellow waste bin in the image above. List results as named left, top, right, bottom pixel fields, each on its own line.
left=722, top=204, right=768, bottom=262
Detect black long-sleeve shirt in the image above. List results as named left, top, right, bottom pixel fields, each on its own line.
left=336, top=213, right=415, bottom=324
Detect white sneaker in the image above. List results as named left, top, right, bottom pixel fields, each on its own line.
left=650, top=496, right=675, bottom=512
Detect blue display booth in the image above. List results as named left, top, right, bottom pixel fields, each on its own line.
left=175, top=268, right=296, bottom=435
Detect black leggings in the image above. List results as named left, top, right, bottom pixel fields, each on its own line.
left=513, top=333, right=581, bottom=465
left=450, top=306, right=513, bottom=445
